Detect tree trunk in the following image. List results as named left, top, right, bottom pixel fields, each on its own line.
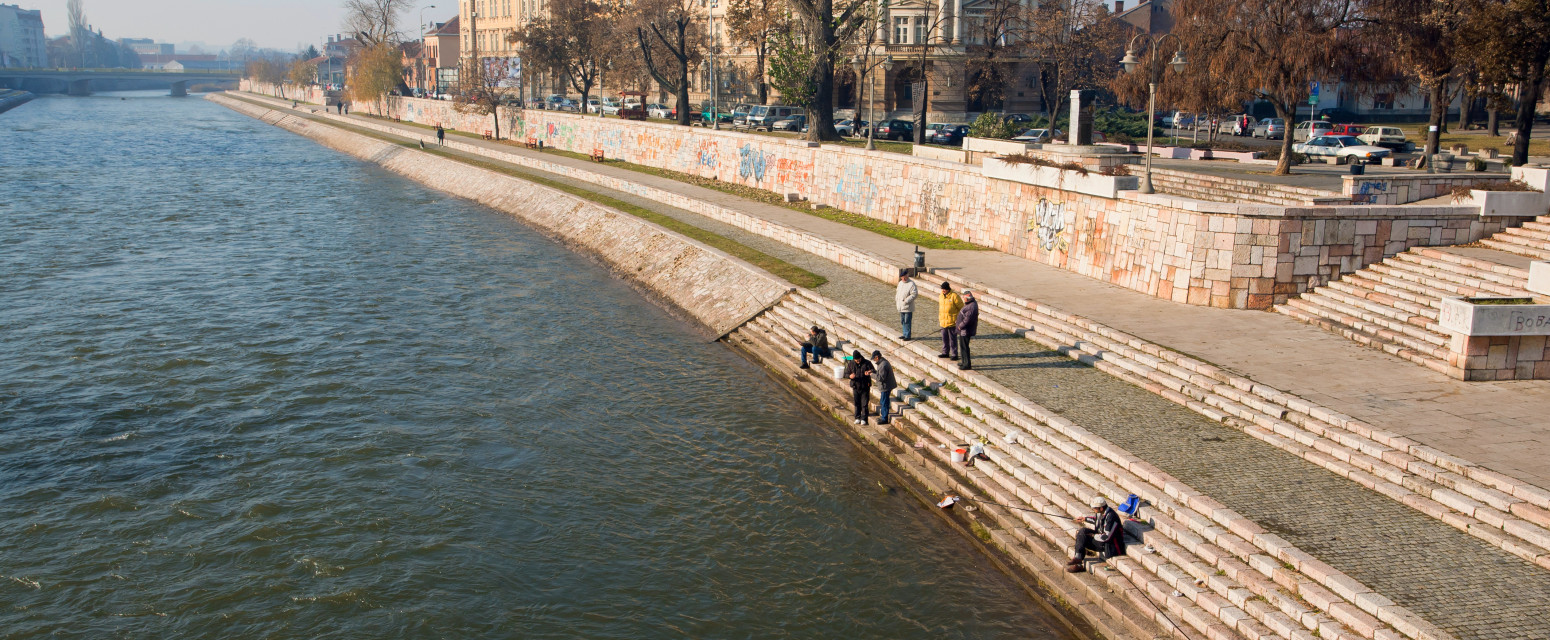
left=1459, top=91, right=1472, bottom=130
left=756, top=46, right=768, bottom=105
left=1420, top=80, right=1446, bottom=169
left=1487, top=107, right=1498, bottom=137
left=804, top=13, right=841, bottom=142
left=676, top=61, right=692, bottom=126
left=1272, top=102, right=1296, bottom=176
left=1511, top=62, right=1545, bottom=166
left=493, top=109, right=500, bottom=140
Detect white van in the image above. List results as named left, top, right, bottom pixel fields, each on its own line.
left=746, top=105, right=804, bottom=131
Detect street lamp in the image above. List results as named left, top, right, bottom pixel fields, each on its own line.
left=705, top=0, right=720, bottom=129
left=851, top=52, right=893, bottom=151
left=1120, top=32, right=1185, bottom=194
left=419, top=4, right=436, bottom=97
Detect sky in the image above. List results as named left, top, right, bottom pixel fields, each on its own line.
left=25, top=0, right=456, bottom=52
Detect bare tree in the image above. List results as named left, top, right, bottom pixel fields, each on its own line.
left=454, top=57, right=511, bottom=139
left=635, top=0, right=704, bottom=126
left=784, top=0, right=871, bottom=140
left=962, top=0, right=1027, bottom=114
left=725, top=0, right=792, bottom=105
left=1022, top=0, right=1128, bottom=131
left=1173, top=0, right=1361, bottom=175
left=344, top=0, right=412, bottom=47
left=1464, top=0, right=1550, bottom=164
left=67, top=0, right=90, bottom=68
left=1363, top=0, right=1476, bottom=168
left=512, top=0, right=616, bottom=112
left=349, top=43, right=406, bottom=114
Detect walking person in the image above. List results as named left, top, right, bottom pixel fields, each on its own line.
left=798, top=326, right=831, bottom=369
left=955, top=290, right=979, bottom=371
left=844, top=350, right=875, bottom=425
left=870, top=350, right=898, bottom=424
left=1066, top=497, right=1124, bottom=573
left=895, top=272, right=918, bottom=340
left=436, top=125, right=446, bottom=145
left=937, top=282, right=964, bottom=361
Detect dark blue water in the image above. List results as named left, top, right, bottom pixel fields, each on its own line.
left=0, top=93, right=1069, bottom=638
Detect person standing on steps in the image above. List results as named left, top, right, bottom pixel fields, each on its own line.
left=1067, top=497, right=1124, bottom=573
left=895, top=272, right=918, bottom=340
left=937, top=282, right=964, bottom=361
left=844, top=350, right=875, bottom=425
left=871, top=350, right=898, bottom=424
left=798, top=326, right=831, bottom=369
left=955, top=290, right=979, bottom=371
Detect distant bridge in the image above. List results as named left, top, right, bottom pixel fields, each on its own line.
left=0, top=68, right=243, bottom=96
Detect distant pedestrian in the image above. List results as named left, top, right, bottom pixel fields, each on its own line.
left=1067, top=497, right=1124, bottom=573
left=955, top=290, right=979, bottom=371
left=895, top=272, right=918, bottom=340
left=799, top=326, right=831, bottom=369
left=871, top=350, right=898, bottom=424
left=436, top=125, right=445, bottom=145
left=844, top=349, right=875, bottom=425
left=937, top=282, right=964, bottom=361
left=342, top=101, right=349, bottom=115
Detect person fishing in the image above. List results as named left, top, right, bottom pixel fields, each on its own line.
left=844, top=349, right=875, bottom=425
left=1067, top=497, right=1124, bottom=573
left=798, top=326, right=831, bottom=369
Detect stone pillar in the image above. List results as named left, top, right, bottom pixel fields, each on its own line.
left=68, top=79, right=91, bottom=97
left=951, top=0, right=963, bottom=43
left=1069, top=89, right=1095, bottom=145
left=170, top=81, right=188, bottom=97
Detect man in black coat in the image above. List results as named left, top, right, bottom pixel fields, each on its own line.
left=1067, top=496, right=1125, bottom=572
left=843, top=350, right=875, bottom=425
left=955, top=291, right=980, bottom=371
left=870, top=350, right=898, bottom=424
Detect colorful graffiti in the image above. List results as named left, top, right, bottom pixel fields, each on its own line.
left=834, top=163, right=879, bottom=209
left=738, top=144, right=768, bottom=181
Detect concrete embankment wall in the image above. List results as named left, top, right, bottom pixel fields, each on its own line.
left=0, top=89, right=34, bottom=114
left=210, top=93, right=791, bottom=336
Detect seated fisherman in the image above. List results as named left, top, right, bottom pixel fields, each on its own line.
left=1067, top=496, right=1124, bottom=573
left=799, top=326, right=832, bottom=369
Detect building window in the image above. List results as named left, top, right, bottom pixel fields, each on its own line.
left=1115, top=0, right=1124, bottom=11
left=894, top=16, right=910, bottom=44
left=914, top=16, right=928, bottom=44
left=1373, top=93, right=1393, bottom=109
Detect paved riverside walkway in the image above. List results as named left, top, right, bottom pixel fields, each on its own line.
left=320, top=106, right=1550, bottom=492
left=268, top=103, right=1550, bottom=638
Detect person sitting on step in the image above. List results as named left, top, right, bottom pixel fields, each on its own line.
left=1067, top=496, right=1124, bottom=573
left=799, top=326, right=832, bottom=369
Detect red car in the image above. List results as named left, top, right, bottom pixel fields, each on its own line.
left=1328, top=123, right=1365, bottom=136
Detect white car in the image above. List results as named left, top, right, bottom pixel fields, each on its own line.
left=646, top=104, right=672, bottom=119
left=1012, top=128, right=1063, bottom=143
left=601, top=101, right=622, bottom=116
left=1294, top=135, right=1392, bottom=163
left=834, top=119, right=867, bottom=136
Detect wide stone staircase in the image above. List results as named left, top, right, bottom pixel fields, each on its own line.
left=1276, top=246, right=1536, bottom=377
left=1147, top=168, right=1350, bottom=207
left=1477, top=216, right=1550, bottom=260
left=730, top=288, right=1461, bottom=640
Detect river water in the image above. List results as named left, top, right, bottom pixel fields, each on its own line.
left=0, top=93, right=1069, bottom=638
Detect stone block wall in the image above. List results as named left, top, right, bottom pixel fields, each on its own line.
left=1449, top=334, right=1550, bottom=381
left=1343, top=174, right=1510, bottom=205
left=241, top=85, right=1499, bottom=310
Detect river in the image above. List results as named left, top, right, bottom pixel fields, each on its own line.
left=0, top=92, right=1070, bottom=638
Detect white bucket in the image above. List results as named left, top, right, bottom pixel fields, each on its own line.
left=951, top=448, right=967, bottom=463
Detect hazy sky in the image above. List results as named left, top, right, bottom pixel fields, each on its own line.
left=26, top=0, right=455, bottom=52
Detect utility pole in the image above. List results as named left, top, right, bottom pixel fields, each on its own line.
left=707, top=0, right=719, bottom=129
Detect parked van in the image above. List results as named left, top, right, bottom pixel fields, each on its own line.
left=747, top=105, right=804, bottom=131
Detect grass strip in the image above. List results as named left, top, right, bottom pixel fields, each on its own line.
left=234, top=96, right=827, bottom=289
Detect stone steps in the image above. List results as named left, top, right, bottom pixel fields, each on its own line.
left=1145, top=168, right=1344, bottom=206
left=740, top=293, right=1430, bottom=640
left=1323, top=280, right=1441, bottom=320
left=1389, top=252, right=1530, bottom=294
left=1289, top=288, right=1447, bottom=344
left=1478, top=234, right=1550, bottom=261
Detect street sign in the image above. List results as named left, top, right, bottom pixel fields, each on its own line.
left=1308, top=81, right=1320, bottom=106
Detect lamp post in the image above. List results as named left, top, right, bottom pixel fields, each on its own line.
left=1120, top=33, right=1185, bottom=195
left=419, top=5, right=436, bottom=97
left=706, top=0, right=720, bottom=129
left=851, top=52, right=893, bottom=151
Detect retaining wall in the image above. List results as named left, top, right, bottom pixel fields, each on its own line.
left=241, top=82, right=1501, bottom=310
left=211, top=92, right=790, bottom=336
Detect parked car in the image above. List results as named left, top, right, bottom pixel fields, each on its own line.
left=1357, top=126, right=1413, bottom=151
left=747, top=105, right=804, bottom=131
left=1218, top=114, right=1255, bottom=136
left=872, top=119, right=914, bottom=141
left=646, top=103, right=672, bottom=119
left=771, top=114, right=807, bottom=132
left=1012, top=128, right=1063, bottom=143
left=927, top=124, right=971, bottom=146
left=1002, top=113, right=1035, bottom=126
left=601, top=99, right=623, bottom=116
left=1293, top=120, right=1334, bottom=142
left=834, top=119, right=869, bottom=136
left=696, top=102, right=736, bottom=125
left=1293, top=135, right=1392, bottom=163
left=585, top=97, right=601, bottom=113
left=1328, top=123, right=1365, bottom=136
left=1251, top=118, right=1287, bottom=139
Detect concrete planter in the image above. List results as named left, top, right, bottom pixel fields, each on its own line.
left=1471, top=190, right=1550, bottom=217
left=913, top=145, right=968, bottom=163
left=1530, top=262, right=1550, bottom=296
left=982, top=157, right=1139, bottom=199
left=1439, top=296, right=1550, bottom=336
left=964, top=137, right=1035, bottom=155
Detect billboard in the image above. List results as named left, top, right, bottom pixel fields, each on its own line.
left=484, top=56, right=522, bottom=89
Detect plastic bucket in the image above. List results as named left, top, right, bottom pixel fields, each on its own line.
left=951, top=448, right=967, bottom=463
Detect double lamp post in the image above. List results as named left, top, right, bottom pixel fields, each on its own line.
left=1119, top=33, right=1186, bottom=194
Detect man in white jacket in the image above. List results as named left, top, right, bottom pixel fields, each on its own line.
left=895, top=272, right=919, bottom=340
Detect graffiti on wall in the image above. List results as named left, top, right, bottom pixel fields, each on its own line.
left=695, top=139, right=720, bottom=169
left=738, top=143, right=768, bottom=181
left=920, top=182, right=951, bottom=228
left=834, top=163, right=879, bottom=209
left=773, top=157, right=813, bottom=187
left=1028, top=198, right=1068, bottom=252
left=1352, top=180, right=1388, bottom=205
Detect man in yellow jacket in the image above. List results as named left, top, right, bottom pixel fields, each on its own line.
left=937, top=281, right=964, bottom=361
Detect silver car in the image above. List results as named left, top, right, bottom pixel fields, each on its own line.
left=1251, top=118, right=1287, bottom=140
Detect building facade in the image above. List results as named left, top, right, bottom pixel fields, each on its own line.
left=426, top=17, right=461, bottom=94
left=0, top=3, right=47, bottom=68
